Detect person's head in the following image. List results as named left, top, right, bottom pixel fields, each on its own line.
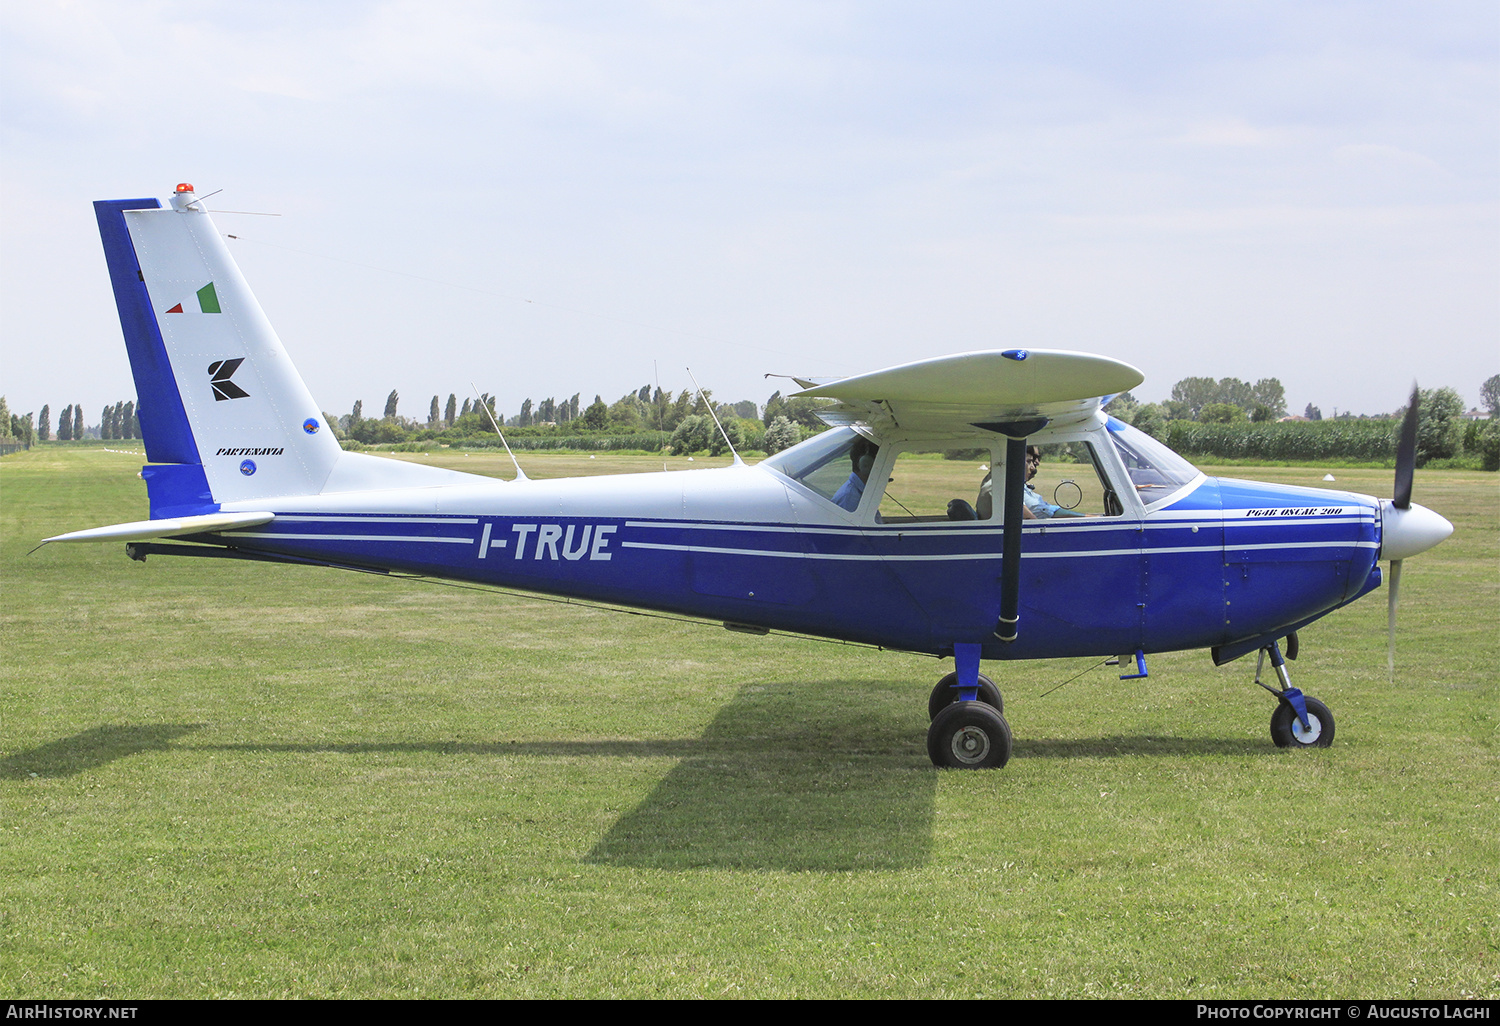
left=1026, top=445, right=1042, bottom=481
left=851, top=436, right=879, bottom=482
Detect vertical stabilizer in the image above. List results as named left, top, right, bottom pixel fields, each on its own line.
left=95, top=186, right=343, bottom=512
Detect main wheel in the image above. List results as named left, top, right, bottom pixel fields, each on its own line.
left=928, top=672, right=1003, bottom=720
left=928, top=701, right=1013, bottom=769
left=1270, top=696, right=1335, bottom=749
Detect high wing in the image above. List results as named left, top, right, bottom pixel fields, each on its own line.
left=791, top=348, right=1144, bottom=438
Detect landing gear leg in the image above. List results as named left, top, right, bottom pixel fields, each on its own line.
left=1255, top=640, right=1334, bottom=749
left=927, top=643, right=1013, bottom=769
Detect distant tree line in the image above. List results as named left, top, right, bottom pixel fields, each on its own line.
left=8, top=369, right=1496, bottom=469
left=1113, top=377, right=1498, bottom=469
left=325, top=384, right=832, bottom=456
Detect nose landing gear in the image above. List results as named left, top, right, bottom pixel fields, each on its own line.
left=1255, top=638, right=1335, bottom=749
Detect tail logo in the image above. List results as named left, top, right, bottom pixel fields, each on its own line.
left=167, top=282, right=222, bottom=314
left=207, top=358, right=250, bottom=401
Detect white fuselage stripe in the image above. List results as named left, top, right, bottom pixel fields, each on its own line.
left=273, top=516, right=480, bottom=524
left=235, top=532, right=475, bottom=544
left=619, top=539, right=1378, bottom=561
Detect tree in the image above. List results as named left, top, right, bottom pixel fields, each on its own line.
left=351, top=399, right=363, bottom=425
left=38, top=405, right=50, bottom=441
left=519, top=398, right=533, bottom=427
left=72, top=405, right=82, bottom=440
left=669, top=414, right=713, bottom=454
left=1132, top=403, right=1166, bottom=439
left=1304, top=403, right=1322, bottom=421
left=445, top=394, right=457, bottom=426
left=57, top=404, right=72, bottom=441
left=122, top=401, right=136, bottom=439
left=384, top=390, right=399, bottom=419
left=429, top=395, right=440, bottom=427
left=710, top=417, right=743, bottom=456
left=1170, top=377, right=1219, bottom=418
left=1250, top=378, right=1286, bottom=419
left=583, top=395, right=608, bottom=431
left=101, top=405, right=113, bottom=439
left=1200, top=402, right=1247, bottom=424
left=1161, top=399, right=1193, bottom=421
left=608, top=394, right=643, bottom=430
left=1106, top=390, right=1140, bottom=422
left=1481, top=374, right=1500, bottom=419
left=763, top=415, right=799, bottom=455
left=1412, top=387, right=1465, bottom=466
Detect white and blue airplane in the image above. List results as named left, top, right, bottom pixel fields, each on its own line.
left=44, top=184, right=1455, bottom=768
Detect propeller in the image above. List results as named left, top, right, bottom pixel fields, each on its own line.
left=1387, top=385, right=1419, bottom=678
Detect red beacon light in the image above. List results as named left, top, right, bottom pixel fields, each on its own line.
left=175, top=183, right=195, bottom=193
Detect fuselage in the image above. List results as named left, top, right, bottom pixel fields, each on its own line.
left=206, top=443, right=1384, bottom=662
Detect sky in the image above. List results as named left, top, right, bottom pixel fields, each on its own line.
left=2, top=1, right=1496, bottom=429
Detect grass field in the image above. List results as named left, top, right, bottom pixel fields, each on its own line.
left=2, top=445, right=1495, bottom=998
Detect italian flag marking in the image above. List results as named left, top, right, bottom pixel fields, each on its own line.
left=166, top=282, right=222, bottom=314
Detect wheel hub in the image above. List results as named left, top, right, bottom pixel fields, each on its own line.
left=1291, top=714, right=1323, bottom=745
left=950, top=726, right=991, bottom=764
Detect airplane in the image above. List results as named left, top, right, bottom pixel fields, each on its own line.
left=41, top=183, right=1456, bottom=769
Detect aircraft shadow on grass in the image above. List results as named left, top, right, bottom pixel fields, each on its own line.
left=4, top=697, right=1268, bottom=869
left=1, top=723, right=204, bottom=779
left=584, top=680, right=937, bottom=872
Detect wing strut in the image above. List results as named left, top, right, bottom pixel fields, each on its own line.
left=994, top=436, right=1026, bottom=642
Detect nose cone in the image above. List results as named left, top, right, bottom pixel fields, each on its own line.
left=1380, top=501, right=1454, bottom=561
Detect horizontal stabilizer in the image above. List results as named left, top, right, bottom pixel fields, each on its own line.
left=39, top=511, right=275, bottom=547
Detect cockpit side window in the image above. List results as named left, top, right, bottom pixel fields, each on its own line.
left=877, top=448, right=995, bottom=523
left=984, top=441, right=1125, bottom=519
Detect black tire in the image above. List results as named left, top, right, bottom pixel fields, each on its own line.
left=1270, top=696, right=1335, bottom=749
left=928, top=701, right=1013, bottom=769
left=928, top=672, right=1003, bottom=720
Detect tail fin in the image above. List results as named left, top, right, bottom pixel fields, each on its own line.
left=96, top=185, right=345, bottom=516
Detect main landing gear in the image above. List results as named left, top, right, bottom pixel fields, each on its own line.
left=1254, top=637, right=1335, bottom=749
left=926, top=650, right=1012, bottom=769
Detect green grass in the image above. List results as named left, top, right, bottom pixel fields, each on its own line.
left=1, top=449, right=1496, bottom=998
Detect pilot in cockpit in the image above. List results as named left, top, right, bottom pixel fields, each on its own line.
left=832, top=436, right=879, bottom=512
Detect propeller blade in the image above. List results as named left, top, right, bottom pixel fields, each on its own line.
left=1386, top=558, right=1403, bottom=681
left=1393, top=385, right=1419, bottom=511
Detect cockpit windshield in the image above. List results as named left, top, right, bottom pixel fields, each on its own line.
left=760, top=427, right=865, bottom=506
left=1105, top=416, right=1201, bottom=504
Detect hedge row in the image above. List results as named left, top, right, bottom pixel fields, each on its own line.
left=1160, top=419, right=1398, bottom=462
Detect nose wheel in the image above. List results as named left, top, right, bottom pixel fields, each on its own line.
left=1271, top=695, right=1334, bottom=748
left=1255, top=640, right=1335, bottom=749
